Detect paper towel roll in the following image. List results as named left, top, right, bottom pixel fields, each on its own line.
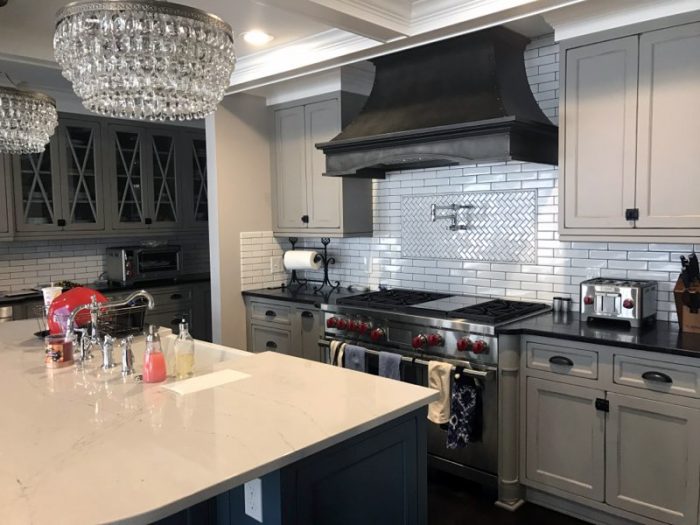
left=284, top=250, right=322, bottom=271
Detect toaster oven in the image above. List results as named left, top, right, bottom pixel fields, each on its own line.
left=580, top=278, right=657, bottom=327
left=105, top=246, right=181, bottom=284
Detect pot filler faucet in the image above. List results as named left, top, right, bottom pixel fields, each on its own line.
left=65, top=290, right=155, bottom=373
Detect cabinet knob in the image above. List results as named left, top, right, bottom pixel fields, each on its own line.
left=57, top=219, right=66, bottom=227
left=145, top=217, right=152, bottom=225
left=301, top=215, right=309, bottom=224
left=624, top=208, right=639, bottom=221
left=170, top=293, right=183, bottom=300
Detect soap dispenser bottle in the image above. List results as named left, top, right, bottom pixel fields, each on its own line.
left=174, top=318, right=195, bottom=379
left=143, top=325, right=167, bottom=383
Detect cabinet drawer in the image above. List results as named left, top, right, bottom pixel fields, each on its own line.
left=251, top=325, right=292, bottom=355
left=526, top=340, right=598, bottom=380
left=250, top=301, right=291, bottom=325
left=613, top=354, right=700, bottom=399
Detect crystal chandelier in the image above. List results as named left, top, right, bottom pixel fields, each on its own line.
left=54, top=0, right=236, bottom=121
left=0, top=86, right=58, bottom=154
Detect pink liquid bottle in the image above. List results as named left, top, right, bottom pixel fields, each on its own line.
left=143, top=325, right=167, bottom=383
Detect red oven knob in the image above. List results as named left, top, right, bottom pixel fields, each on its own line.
left=472, top=340, right=489, bottom=354
left=357, top=322, right=369, bottom=335
left=336, top=318, right=348, bottom=330
left=584, top=296, right=594, bottom=305
left=427, top=333, right=443, bottom=347
left=348, top=320, right=359, bottom=332
left=370, top=328, right=385, bottom=342
left=456, top=337, right=472, bottom=352
left=326, top=317, right=338, bottom=329
left=623, top=299, right=634, bottom=310
left=412, top=334, right=428, bottom=349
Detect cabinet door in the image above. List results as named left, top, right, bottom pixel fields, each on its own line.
left=274, top=106, right=307, bottom=230
left=0, top=155, right=9, bottom=235
left=58, top=119, right=104, bottom=230
left=109, top=126, right=148, bottom=229
left=186, top=132, right=208, bottom=226
left=606, top=393, right=700, bottom=525
left=635, top=23, right=700, bottom=229
left=298, top=307, right=323, bottom=361
left=305, top=99, right=342, bottom=230
left=146, top=130, right=180, bottom=228
left=12, top=138, right=61, bottom=232
left=525, top=377, right=605, bottom=501
left=563, top=37, right=638, bottom=229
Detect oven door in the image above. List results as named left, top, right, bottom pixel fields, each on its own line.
left=134, top=247, right=181, bottom=280
left=319, top=337, right=498, bottom=488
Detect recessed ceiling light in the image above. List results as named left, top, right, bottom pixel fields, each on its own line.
left=242, top=30, right=275, bottom=46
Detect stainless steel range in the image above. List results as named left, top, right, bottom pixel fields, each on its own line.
left=320, top=288, right=550, bottom=489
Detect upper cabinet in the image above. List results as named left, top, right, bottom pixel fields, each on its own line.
left=560, top=19, right=700, bottom=241
left=272, top=95, right=372, bottom=237
left=0, top=155, right=11, bottom=239
left=4, top=112, right=206, bottom=240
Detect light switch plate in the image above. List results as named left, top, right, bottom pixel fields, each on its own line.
left=244, top=478, right=263, bottom=522
left=270, top=255, right=284, bottom=274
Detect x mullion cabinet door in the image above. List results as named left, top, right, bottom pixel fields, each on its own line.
left=0, top=155, right=10, bottom=236
left=58, top=118, right=104, bottom=231
left=145, top=129, right=180, bottom=229
left=108, top=124, right=148, bottom=230
left=184, top=131, right=208, bottom=227
left=12, top=137, right=62, bottom=232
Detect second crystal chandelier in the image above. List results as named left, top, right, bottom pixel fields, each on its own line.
left=54, top=0, right=236, bottom=121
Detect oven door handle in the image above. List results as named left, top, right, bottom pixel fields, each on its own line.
left=318, top=339, right=494, bottom=378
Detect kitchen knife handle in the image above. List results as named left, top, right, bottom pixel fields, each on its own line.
left=641, top=371, right=673, bottom=384
left=549, top=355, right=574, bottom=367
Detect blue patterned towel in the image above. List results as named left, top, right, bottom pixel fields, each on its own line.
left=378, top=351, right=401, bottom=380
left=343, top=345, right=366, bottom=372
left=446, top=373, right=481, bottom=449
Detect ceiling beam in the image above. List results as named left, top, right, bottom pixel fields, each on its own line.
left=256, top=0, right=410, bottom=42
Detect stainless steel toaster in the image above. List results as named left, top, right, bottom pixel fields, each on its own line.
left=580, top=278, right=657, bottom=327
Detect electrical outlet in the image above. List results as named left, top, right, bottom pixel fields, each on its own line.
left=363, top=256, right=373, bottom=274
left=244, top=478, right=263, bottom=522
left=270, top=255, right=284, bottom=274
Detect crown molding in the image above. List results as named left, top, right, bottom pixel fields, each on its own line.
left=545, top=0, right=700, bottom=41
left=410, top=0, right=542, bottom=34
left=315, top=0, right=411, bottom=33
left=229, top=29, right=379, bottom=88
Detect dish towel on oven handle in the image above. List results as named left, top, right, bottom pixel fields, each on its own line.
left=343, top=345, right=367, bottom=372
left=427, top=361, right=452, bottom=424
left=447, top=371, right=482, bottom=449
left=378, top=351, right=401, bottom=380
left=329, top=340, right=346, bottom=367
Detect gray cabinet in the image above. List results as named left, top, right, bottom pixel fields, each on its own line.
left=108, top=124, right=148, bottom=230
left=244, top=296, right=324, bottom=361
left=182, top=131, right=209, bottom=227
left=0, top=155, right=11, bottom=239
left=560, top=19, right=700, bottom=240
left=272, top=96, right=372, bottom=237
left=146, top=129, right=180, bottom=229
left=525, top=377, right=605, bottom=501
left=606, top=393, right=700, bottom=525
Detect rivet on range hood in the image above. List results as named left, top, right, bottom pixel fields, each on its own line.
left=316, top=27, right=558, bottom=178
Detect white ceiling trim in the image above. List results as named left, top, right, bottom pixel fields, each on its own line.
left=229, top=28, right=379, bottom=87
left=546, top=0, right=700, bottom=41
left=314, top=0, right=411, bottom=33
left=410, top=0, right=541, bottom=34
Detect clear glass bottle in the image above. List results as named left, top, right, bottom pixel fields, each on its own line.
left=143, top=325, right=167, bottom=383
left=174, top=318, right=195, bottom=379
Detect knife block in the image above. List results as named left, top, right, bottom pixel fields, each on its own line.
left=674, top=277, right=700, bottom=333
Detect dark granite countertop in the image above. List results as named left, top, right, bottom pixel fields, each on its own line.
left=0, top=273, right=210, bottom=306
left=242, top=286, right=364, bottom=308
left=498, top=312, right=700, bottom=359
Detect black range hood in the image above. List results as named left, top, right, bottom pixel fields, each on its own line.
left=317, top=27, right=558, bottom=178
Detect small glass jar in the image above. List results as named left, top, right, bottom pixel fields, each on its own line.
left=44, top=334, right=74, bottom=369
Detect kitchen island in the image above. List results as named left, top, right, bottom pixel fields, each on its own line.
left=0, top=320, right=437, bottom=524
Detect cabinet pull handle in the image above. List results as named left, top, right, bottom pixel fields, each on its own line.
left=145, top=217, right=153, bottom=225
left=265, top=310, right=276, bottom=317
left=170, top=293, right=183, bottom=300
left=641, top=371, right=673, bottom=384
left=549, top=355, right=574, bottom=367
left=266, top=341, right=277, bottom=349
left=57, top=219, right=66, bottom=227
left=301, top=215, right=309, bottom=224
left=301, top=311, right=313, bottom=319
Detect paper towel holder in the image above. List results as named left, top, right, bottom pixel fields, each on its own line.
left=285, top=237, right=340, bottom=293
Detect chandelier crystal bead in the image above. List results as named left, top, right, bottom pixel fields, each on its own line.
left=54, top=0, right=236, bottom=121
left=0, top=86, right=58, bottom=154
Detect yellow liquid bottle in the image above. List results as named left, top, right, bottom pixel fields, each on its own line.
left=174, top=319, right=195, bottom=379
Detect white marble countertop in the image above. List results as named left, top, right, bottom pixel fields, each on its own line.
left=0, top=320, right=437, bottom=524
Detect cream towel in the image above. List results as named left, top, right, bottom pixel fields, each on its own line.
left=329, top=340, right=346, bottom=367
left=428, top=361, right=453, bottom=424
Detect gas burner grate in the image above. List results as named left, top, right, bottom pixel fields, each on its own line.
left=337, top=289, right=452, bottom=309
left=448, top=299, right=549, bottom=324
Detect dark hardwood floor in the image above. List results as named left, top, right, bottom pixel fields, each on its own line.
left=428, top=470, right=588, bottom=525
